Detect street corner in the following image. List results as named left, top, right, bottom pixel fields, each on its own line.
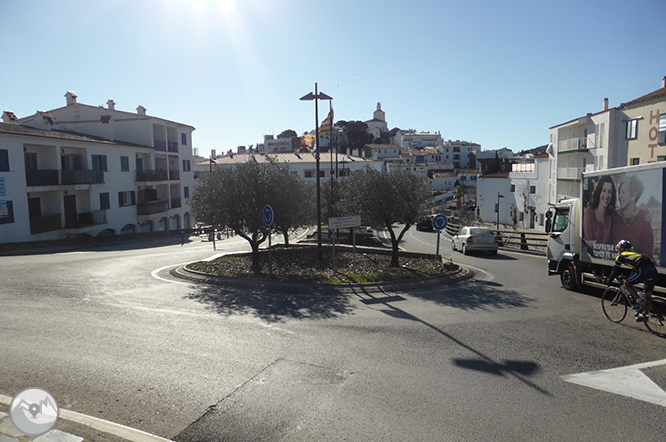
left=0, top=395, right=172, bottom=442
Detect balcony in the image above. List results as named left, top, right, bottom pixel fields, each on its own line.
left=64, top=210, right=107, bottom=229
left=154, top=140, right=167, bottom=152
left=26, top=169, right=103, bottom=186
left=557, top=167, right=585, bottom=180
left=138, top=199, right=168, bottom=215
left=137, top=169, right=169, bottom=182
left=170, top=198, right=181, bottom=209
left=30, top=214, right=62, bottom=235
left=61, top=169, right=104, bottom=185
left=558, top=137, right=587, bottom=153
left=26, top=170, right=59, bottom=187
left=169, top=169, right=180, bottom=180
left=168, top=142, right=179, bottom=153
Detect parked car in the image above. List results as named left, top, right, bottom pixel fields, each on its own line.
left=416, top=215, right=435, bottom=231
left=451, top=226, right=499, bottom=256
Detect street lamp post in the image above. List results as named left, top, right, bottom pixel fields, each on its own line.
left=496, top=191, right=505, bottom=231
left=300, top=83, right=333, bottom=260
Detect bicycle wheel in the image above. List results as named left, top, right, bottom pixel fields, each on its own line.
left=643, top=297, right=666, bottom=337
left=602, top=286, right=627, bottom=323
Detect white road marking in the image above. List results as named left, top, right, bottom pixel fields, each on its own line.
left=562, top=359, right=666, bottom=407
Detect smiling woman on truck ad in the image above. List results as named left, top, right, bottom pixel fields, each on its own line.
left=582, top=170, right=662, bottom=264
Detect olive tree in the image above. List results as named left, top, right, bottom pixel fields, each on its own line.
left=189, top=160, right=312, bottom=272
left=339, top=167, right=431, bottom=267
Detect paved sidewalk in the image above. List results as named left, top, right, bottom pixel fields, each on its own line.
left=0, top=396, right=171, bottom=442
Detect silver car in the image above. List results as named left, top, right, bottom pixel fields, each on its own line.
left=451, top=226, right=499, bottom=256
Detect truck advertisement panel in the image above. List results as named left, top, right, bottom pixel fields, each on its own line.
left=582, top=168, right=664, bottom=268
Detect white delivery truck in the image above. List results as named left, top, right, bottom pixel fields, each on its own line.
left=545, top=162, right=665, bottom=290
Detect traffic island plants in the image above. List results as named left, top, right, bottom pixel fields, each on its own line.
left=186, top=246, right=459, bottom=285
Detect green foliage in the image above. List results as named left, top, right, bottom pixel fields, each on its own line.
left=338, top=167, right=431, bottom=266
left=189, top=161, right=314, bottom=271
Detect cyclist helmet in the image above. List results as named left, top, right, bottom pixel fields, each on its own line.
left=617, top=240, right=633, bottom=252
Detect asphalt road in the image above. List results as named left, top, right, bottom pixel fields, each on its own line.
left=1, top=229, right=665, bottom=441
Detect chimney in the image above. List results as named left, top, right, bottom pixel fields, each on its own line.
left=662, top=76, right=666, bottom=88
left=65, top=91, right=78, bottom=106
left=2, top=111, right=17, bottom=122
left=603, top=98, right=609, bottom=111
left=211, top=149, right=216, bottom=158
left=107, top=99, right=116, bottom=111
left=137, top=105, right=147, bottom=116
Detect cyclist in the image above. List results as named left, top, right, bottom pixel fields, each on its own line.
left=606, top=240, right=658, bottom=321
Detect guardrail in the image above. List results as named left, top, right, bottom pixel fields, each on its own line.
left=444, top=221, right=548, bottom=254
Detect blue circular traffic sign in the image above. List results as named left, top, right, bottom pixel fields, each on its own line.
left=263, top=205, right=274, bottom=226
left=432, top=214, right=448, bottom=231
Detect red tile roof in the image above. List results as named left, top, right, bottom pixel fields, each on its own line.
left=622, top=86, right=666, bottom=107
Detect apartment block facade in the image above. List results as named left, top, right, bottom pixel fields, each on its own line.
left=548, top=78, right=666, bottom=204
left=0, top=92, right=195, bottom=244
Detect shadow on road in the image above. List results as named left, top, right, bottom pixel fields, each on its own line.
left=407, top=280, right=535, bottom=311
left=347, top=285, right=550, bottom=396
left=185, top=286, right=354, bottom=323
left=453, top=358, right=541, bottom=377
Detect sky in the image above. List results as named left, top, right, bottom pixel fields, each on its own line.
left=2, top=0, right=666, bottom=158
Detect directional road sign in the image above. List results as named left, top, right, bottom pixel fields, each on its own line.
left=432, top=214, right=448, bottom=231
left=263, top=205, right=274, bottom=227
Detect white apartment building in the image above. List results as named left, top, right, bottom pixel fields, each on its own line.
left=476, top=154, right=550, bottom=230
left=261, top=135, right=295, bottom=153
left=0, top=92, right=195, bottom=244
left=442, top=140, right=481, bottom=169
left=391, top=130, right=443, bottom=149
left=194, top=151, right=382, bottom=183
left=548, top=98, right=621, bottom=203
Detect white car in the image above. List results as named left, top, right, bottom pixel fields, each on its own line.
left=451, top=226, right=499, bottom=256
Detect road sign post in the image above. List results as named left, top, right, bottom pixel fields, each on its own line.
left=432, top=214, right=448, bottom=259
left=328, top=215, right=361, bottom=272
left=263, top=205, right=274, bottom=275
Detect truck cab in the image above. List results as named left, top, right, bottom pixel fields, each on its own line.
left=546, top=198, right=581, bottom=290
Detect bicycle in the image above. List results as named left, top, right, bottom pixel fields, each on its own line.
left=601, top=276, right=666, bottom=337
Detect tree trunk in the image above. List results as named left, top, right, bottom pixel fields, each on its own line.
left=250, top=242, right=262, bottom=273
left=283, top=231, right=290, bottom=246
left=391, top=242, right=400, bottom=267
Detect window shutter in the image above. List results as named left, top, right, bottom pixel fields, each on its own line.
left=131, top=191, right=136, bottom=206
left=118, top=191, right=124, bottom=207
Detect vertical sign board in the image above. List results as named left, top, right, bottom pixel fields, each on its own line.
left=328, top=215, right=362, bottom=271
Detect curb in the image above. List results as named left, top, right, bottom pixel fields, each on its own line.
left=170, top=263, right=475, bottom=296
left=0, top=394, right=172, bottom=442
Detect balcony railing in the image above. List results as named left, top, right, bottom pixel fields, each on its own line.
left=558, top=137, right=587, bottom=152
left=557, top=167, right=585, bottom=180
left=64, top=210, right=108, bottom=229
left=136, top=169, right=169, bottom=182
left=168, top=142, right=179, bottom=153
left=154, top=140, right=167, bottom=151
left=170, top=198, right=181, bottom=209
left=169, top=169, right=180, bottom=180
left=30, top=214, right=62, bottom=235
left=26, top=170, right=59, bottom=186
left=138, top=199, right=168, bottom=215
left=61, top=169, right=104, bottom=185
left=26, top=169, right=103, bottom=186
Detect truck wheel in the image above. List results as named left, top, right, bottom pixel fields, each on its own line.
left=560, top=263, right=579, bottom=291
